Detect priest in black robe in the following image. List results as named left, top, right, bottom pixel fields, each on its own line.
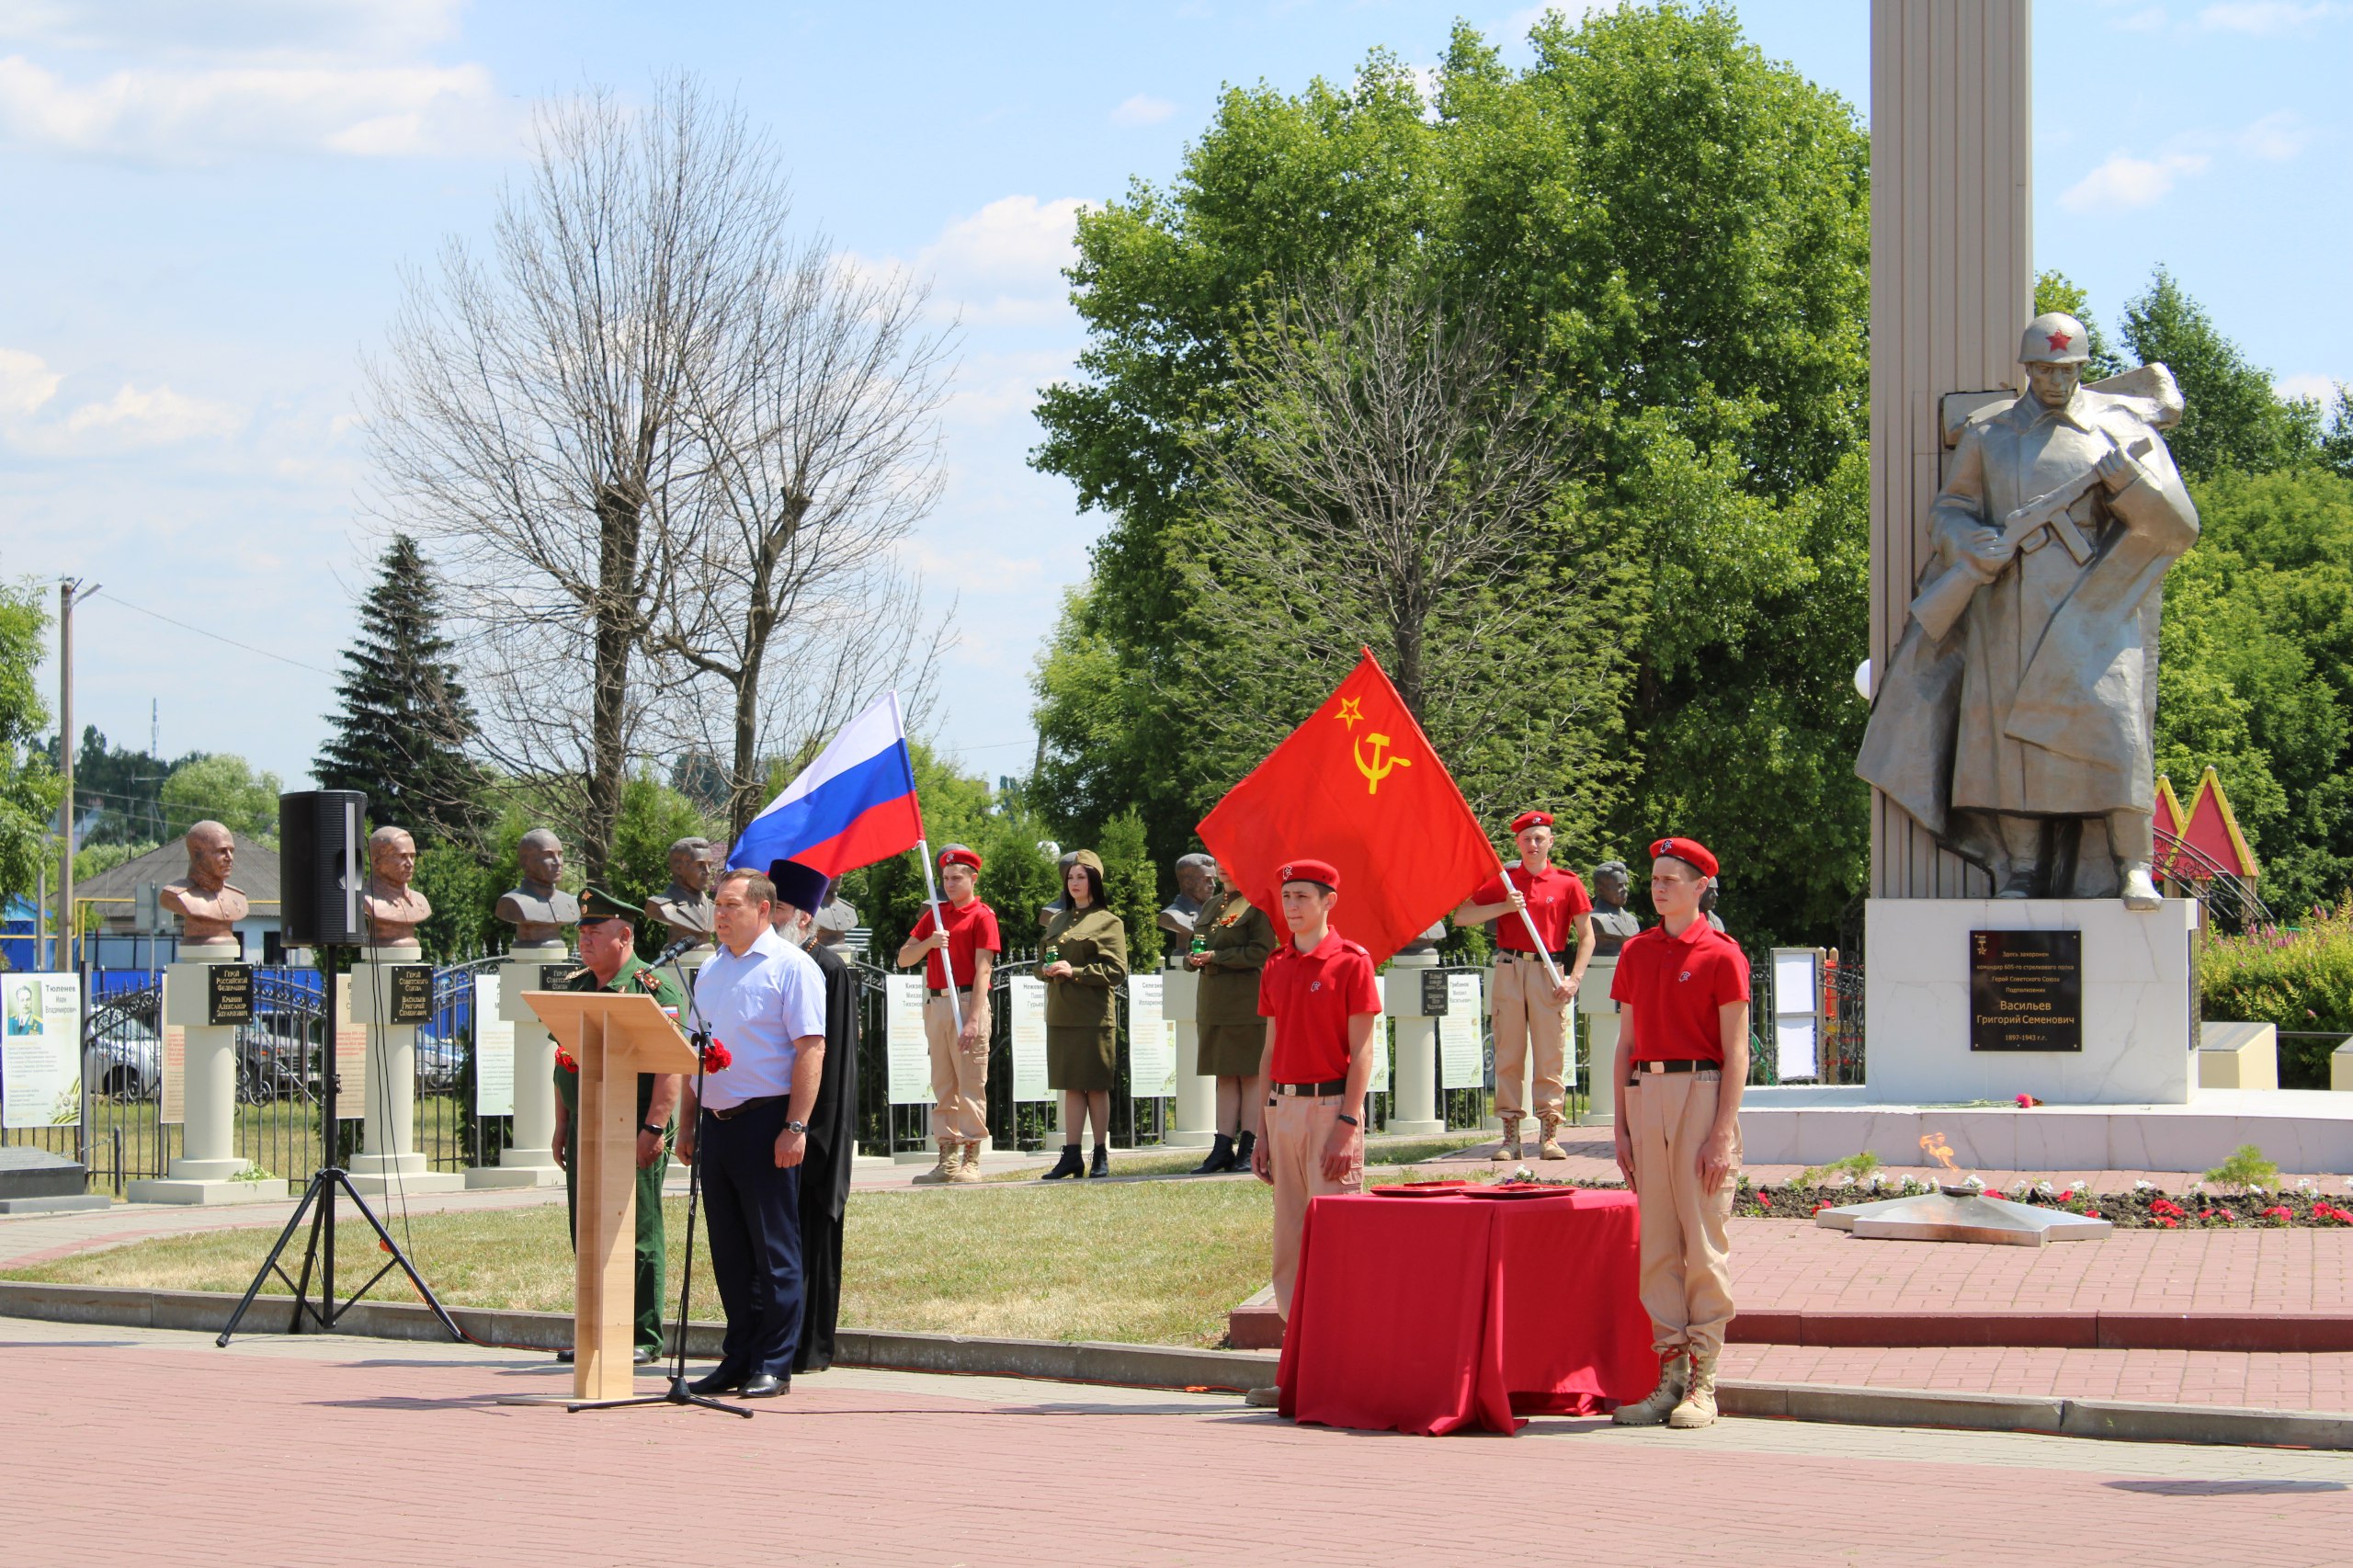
left=769, top=859, right=861, bottom=1374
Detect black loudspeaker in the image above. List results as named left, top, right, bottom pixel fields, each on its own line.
left=279, top=790, right=369, bottom=947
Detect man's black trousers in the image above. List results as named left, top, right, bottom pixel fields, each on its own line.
left=699, top=1096, right=804, bottom=1381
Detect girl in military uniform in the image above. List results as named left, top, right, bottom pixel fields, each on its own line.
left=1038, top=849, right=1128, bottom=1179
left=1186, top=859, right=1276, bottom=1174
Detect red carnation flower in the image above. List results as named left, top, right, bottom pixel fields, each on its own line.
left=2155, top=1216, right=2177, bottom=1228
left=555, top=1046, right=578, bottom=1074
left=699, top=1039, right=733, bottom=1074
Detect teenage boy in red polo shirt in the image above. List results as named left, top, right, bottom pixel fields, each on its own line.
left=897, top=845, right=1000, bottom=1185
left=1454, top=809, right=1596, bottom=1163
left=1247, top=858, right=1380, bottom=1332
left=1608, top=837, right=1750, bottom=1430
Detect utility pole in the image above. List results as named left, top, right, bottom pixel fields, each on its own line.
left=57, top=579, right=96, bottom=973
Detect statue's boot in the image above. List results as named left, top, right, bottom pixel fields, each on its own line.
left=2120, top=862, right=2163, bottom=911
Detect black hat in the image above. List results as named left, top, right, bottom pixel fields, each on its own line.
left=767, top=858, right=831, bottom=915
left=578, top=885, right=638, bottom=924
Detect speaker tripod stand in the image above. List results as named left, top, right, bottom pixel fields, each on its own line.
left=217, top=942, right=462, bottom=1346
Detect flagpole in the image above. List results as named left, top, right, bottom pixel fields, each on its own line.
left=1494, top=849, right=1569, bottom=995
left=915, top=836, right=966, bottom=1035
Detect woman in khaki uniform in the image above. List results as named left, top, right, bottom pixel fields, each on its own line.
left=1039, top=849, right=1129, bottom=1180
left=1186, top=860, right=1277, bottom=1174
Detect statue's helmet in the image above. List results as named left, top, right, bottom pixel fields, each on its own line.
left=2019, top=312, right=2091, bottom=365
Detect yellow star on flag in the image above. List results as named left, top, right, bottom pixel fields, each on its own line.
left=1336, top=697, right=1365, bottom=731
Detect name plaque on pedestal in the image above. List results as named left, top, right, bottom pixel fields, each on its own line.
left=540, top=962, right=576, bottom=992
left=1419, top=970, right=1450, bottom=1017
left=388, top=964, right=435, bottom=1025
left=1969, top=930, right=2082, bottom=1052
left=206, top=964, right=256, bottom=1027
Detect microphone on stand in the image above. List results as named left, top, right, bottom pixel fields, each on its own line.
left=654, top=936, right=699, bottom=965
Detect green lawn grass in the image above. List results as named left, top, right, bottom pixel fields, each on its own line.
left=5, top=1149, right=1481, bottom=1346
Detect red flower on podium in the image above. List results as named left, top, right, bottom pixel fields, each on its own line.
left=555, top=1045, right=578, bottom=1074
left=699, top=1039, right=733, bottom=1074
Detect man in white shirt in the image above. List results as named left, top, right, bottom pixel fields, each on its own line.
left=676, top=868, right=828, bottom=1398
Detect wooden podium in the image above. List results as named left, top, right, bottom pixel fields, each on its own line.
left=524, top=990, right=699, bottom=1401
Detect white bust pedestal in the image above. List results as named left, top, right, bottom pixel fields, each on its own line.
left=1384, top=950, right=1446, bottom=1135
left=665, top=944, right=719, bottom=1177
left=347, top=943, right=464, bottom=1195
left=1161, top=960, right=1215, bottom=1147
left=466, top=941, right=573, bottom=1189
left=126, top=940, right=289, bottom=1205
left=1574, top=956, right=1620, bottom=1126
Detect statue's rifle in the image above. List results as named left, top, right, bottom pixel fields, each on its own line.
left=1907, top=434, right=2152, bottom=642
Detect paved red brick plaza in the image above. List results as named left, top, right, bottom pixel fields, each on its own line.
left=6, top=1319, right=2351, bottom=1568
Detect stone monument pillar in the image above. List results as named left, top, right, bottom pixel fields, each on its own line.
left=1385, top=948, right=1445, bottom=1137
left=128, top=823, right=288, bottom=1204
left=1162, top=956, right=1213, bottom=1148
left=469, top=828, right=581, bottom=1189
left=347, top=826, right=462, bottom=1195
left=1575, top=862, right=1643, bottom=1127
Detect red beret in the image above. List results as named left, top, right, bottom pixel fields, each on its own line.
left=1509, top=810, right=1553, bottom=834
left=1650, top=836, right=1719, bottom=878
left=937, top=846, right=982, bottom=872
left=1278, top=858, right=1340, bottom=891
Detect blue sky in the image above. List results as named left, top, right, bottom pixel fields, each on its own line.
left=6, top=0, right=2347, bottom=807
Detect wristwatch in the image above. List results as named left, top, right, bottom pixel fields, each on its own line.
left=783, top=1119, right=809, bottom=1134
left=639, top=1122, right=663, bottom=1138
left=1336, top=1113, right=1359, bottom=1128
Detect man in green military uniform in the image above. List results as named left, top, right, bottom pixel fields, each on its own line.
left=551, top=885, right=688, bottom=1364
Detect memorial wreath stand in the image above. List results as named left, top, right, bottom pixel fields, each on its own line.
left=523, top=986, right=753, bottom=1418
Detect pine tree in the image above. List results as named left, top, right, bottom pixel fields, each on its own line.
left=314, top=535, right=487, bottom=840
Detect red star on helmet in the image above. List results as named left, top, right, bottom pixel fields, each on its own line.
left=2045, top=330, right=2074, bottom=351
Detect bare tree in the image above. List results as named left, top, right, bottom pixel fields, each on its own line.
left=1175, top=267, right=1631, bottom=827
left=648, top=247, right=959, bottom=837
left=365, top=79, right=784, bottom=876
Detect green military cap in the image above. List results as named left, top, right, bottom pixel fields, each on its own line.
left=577, top=884, right=639, bottom=924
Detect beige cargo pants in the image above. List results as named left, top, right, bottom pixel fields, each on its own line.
left=925, top=991, right=989, bottom=1145
left=1626, top=1070, right=1739, bottom=1360
left=1492, top=954, right=1570, bottom=1120
left=1266, top=1093, right=1363, bottom=1318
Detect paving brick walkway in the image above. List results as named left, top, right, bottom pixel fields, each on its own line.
left=1723, top=1345, right=2353, bottom=1412
left=6, top=1319, right=2352, bottom=1567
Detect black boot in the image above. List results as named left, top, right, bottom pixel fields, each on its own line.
left=1089, top=1142, right=1110, bottom=1179
left=1041, top=1143, right=1084, bottom=1180
left=1233, top=1129, right=1256, bottom=1173
left=1192, top=1133, right=1235, bottom=1175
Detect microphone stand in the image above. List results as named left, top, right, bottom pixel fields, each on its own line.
left=569, top=945, right=751, bottom=1418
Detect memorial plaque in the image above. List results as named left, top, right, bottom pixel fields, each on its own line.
left=206, top=963, right=256, bottom=1027
left=540, top=962, right=576, bottom=993
left=1418, top=969, right=1450, bottom=1017
left=389, top=963, right=435, bottom=1026
left=1969, top=930, right=2082, bottom=1052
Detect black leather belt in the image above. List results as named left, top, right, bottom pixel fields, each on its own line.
left=926, top=986, right=978, bottom=999
left=1627, top=1060, right=1718, bottom=1082
left=1271, top=1078, right=1348, bottom=1096
left=1505, top=950, right=1573, bottom=965
left=708, top=1095, right=785, bottom=1121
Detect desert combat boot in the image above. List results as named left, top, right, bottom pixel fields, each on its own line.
left=912, top=1143, right=960, bottom=1186
left=1536, top=1113, right=1567, bottom=1161
left=949, top=1142, right=983, bottom=1183
left=1491, top=1118, right=1523, bottom=1162
left=1669, top=1352, right=1720, bottom=1429
left=1612, top=1348, right=1689, bottom=1426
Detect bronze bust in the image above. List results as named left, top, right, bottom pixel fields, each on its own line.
left=494, top=828, right=580, bottom=945
left=161, top=820, right=250, bottom=945
left=1589, top=861, right=1642, bottom=959
left=643, top=836, right=718, bottom=947
left=360, top=826, right=432, bottom=947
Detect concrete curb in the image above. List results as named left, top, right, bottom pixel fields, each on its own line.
left=6, top=1280, right=2348, bottom=1449
left=1724, top=1308, right=2353, bottom=1354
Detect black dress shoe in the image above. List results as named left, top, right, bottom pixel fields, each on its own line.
left=738, top=1372, right=788, bottom=1398
left=688, top=1368, right=745, bottom=1395
left=632, top=1346, right=655, bottom=1365
left=555, top=1348, right=574, bottom=1364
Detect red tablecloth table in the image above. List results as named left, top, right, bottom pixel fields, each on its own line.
left=1274, top=1187, right=1656, bottom=1436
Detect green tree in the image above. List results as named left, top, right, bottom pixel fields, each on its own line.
left=2121, top=267, right=2318, bottom=480
left=40, top=726, right=198, bottom=847
left=1030, top=3, right=1872, bottom=943
left=608, top=769, right=720, bottom=959
left=314, top=534, right=487, bottom=843
left=2156, top=467, right=2353, bottom=910
left=0, top=579, right=62, bottom=905
left=157, top=754, right=281, bottom=845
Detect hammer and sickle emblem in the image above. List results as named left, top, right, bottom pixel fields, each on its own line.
left=1354, top=733, right=1412, bottom=796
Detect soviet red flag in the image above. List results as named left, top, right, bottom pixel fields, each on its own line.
left=1197, top=648, right=1498, bottom=966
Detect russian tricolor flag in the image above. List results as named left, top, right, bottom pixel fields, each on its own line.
left=728, top=692, right=926, bottom=878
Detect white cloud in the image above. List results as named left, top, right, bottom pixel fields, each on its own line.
left=62, top=382, right=244, bottom=442
left=920, top=195, right=1084, bottom=287
left=2276, top=372, right=2346, bottom=403
left=0, top=52, right=509, bottom=160
left=2237, top=109, right=2312, bottom=159
left=2061, top=150, right=2211, bottom=210
left=0, top=0, right=464, bottom=59
left=2198, top=1, right=2339, bottom=31
left=0, top=347, right=61, bottom=415
left=1110, top=94, right=1174, bottom=127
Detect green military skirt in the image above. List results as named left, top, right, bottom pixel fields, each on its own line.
left=1048, top=1024, right=1117, bottom=1091
left=1197, top=1020, right=1265, bottom=1078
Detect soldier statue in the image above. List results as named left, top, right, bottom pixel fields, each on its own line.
left=495, top=828, right=580, bottom=946
left=643, top=836, right=718, bottom=949
left=161, top=820, right=250, bottom=947
left=1156, top=853, right=1217, bottom=941
left=1858, top=312, right=2200, bottom=907
left=360, top=826, right=432, bottom=946
left=1589, top=861, right=1642, bottom=958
